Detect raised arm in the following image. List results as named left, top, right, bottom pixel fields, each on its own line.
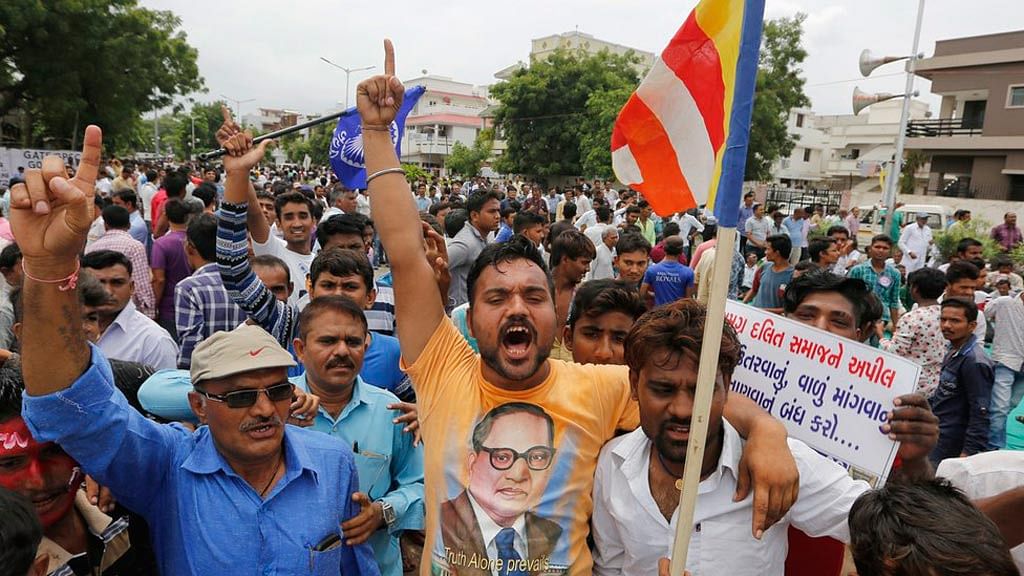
left=219, top=106, right=271, bottom=244
left=12, top=127, right=99, bottom=392
left=359, top=40, right=445, bottom=364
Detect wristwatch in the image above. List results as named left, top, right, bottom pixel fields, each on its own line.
left=380, top=500, right=397, bottom=529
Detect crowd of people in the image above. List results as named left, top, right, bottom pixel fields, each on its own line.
left=0, top=43, right=1023, bottom=576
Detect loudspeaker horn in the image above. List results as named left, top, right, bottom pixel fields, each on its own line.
left=859, top=49, right=908, bottom=77
left=853, top=87, right=898, bottom=116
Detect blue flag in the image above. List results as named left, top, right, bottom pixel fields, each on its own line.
left=328, top=85, right=425, bottom=188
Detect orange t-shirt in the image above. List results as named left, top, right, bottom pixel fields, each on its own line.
left=403, top=318, right=639, bottom=575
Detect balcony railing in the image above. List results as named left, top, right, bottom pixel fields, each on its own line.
left=906, top=118, right=983, bottom=138
left=926, top=182, right=1022, bottom=201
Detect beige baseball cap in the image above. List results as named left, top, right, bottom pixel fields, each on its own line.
left=190, top=324, right=296, bottom=383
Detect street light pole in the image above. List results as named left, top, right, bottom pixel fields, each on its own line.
left=319, top=57, right=375, bottom=109
left=882, top=0, right=926, bottom=235
left=221, top=94, right=256, bottom=127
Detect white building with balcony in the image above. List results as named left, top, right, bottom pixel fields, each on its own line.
left=399, top=75, right=491, bottom=170
left=771, top=100, right=931, bottom=197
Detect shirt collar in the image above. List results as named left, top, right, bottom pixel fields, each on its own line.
left=110, top=300, right=138, bottom=331
left=613, top=420, right=741, bottom=491
left=292, top=374, right=371, bottom=423
left=467, top=490, right=527, bottom=550
left=196, top=262, right=219, bottom=275
left=104, top=229, right=131, bottom=238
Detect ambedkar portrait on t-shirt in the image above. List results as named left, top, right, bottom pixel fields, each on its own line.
left=440, top=402, right=563, bottom=575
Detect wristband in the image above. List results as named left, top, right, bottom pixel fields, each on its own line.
left=365, top=167, right=406, bottom=184
left=22, top=260, right=80, bottom=292
left=362, top=124, right=391, bottom=131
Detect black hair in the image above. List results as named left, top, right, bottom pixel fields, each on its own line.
left=907, top=267, right=947, bottom=300
left=625, top=205, right=641, bottom=216
left=251, top=255, right=291, bottom=285
left=81, top=249, right=132, bottom=275
left=145, top=169, right=157, bottom=182
left=297, top=294, right=368, bottom=340
left=664, top=236, right=685, bottom=256
left=562, top=202, right=577, bottom=221
left=870, top=234, right=894, bottom=248
left=848, top=479, right=1018, bottom=576
left=615, top=233, right=652, bottom=257
left=860, top=291, right=883, bottom=336
left=101, top=204, right=131, bottom=230
left=467, top=235, right=552, bottom=308
left=595, top=206, right=612, bottom=224
left=316, top=213, right=366, bottom=248
left=466, top=191, right=501, bottom=216
left=941, top=297, right=979, bottom=323
left=0, top=485, right=42, bottom=576
left=186, top=213, right=218, bottom=262
left=165, top=198, right=192, bottom=225
left=794, top=260, right=820, bottom=274
left=309, top=247, right=373, bottom=292
left=428, top=201, right=451, bottom=217
left=0, top=354, right=24, bottom=422
left=808, top=237, right=836, bottom=263
left=274, top=191, right=315, bottom=219
left=946, top=261, right=980, bottom=285
left=567, top=279, right=646, bottom=329
left=500, top=206, right=516, bottom=219
left=163, top=171, right=188, bottom=198
left=444, top=209, right=469, bottom=238
left=955, top=237, right=983, bottom=256
left=826, top=225, right=850, bottom=238
left=549, top=229, right=596, bottom=268
left=471, top=402, right=554, bottom=451
left=513, top=212, right=546, bottom=235
left=662, top=222, right=681, bottom=239
left=192, top=182, right=218, bottom=209
left=783, top=269, right=872, bottom=325
left=766, top=234, right=792, bottom=260
left=113, top=189, right=139, bottom=209
left=0, top=243, right=21, bottom=270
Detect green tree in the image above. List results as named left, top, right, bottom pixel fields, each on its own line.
left=579, top=87, right=632, bottom=179
left=900, top=150, right=929, bottom=195
left=491, top=48, right=641, bottom=177
left=746, top=14, right=810, bottom=181
left=401, top=163, right=428, bottom=183
left=0, top=0, right=204, bottom=152
left=445, top=128, right=494, bottom=177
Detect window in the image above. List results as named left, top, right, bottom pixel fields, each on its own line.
left=1008, top=85, right=1024, bottom=108
left=802, top=148, right=812, bottom=162
left=795, top=113, right=805, bottom=127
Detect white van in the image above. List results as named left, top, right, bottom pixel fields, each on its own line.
left=855, top=203, right=954, bottom=243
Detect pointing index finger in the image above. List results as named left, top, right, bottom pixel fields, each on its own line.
left=384, top=39, right=395, bottom=76
left=221, top=104, right=234, bottom=124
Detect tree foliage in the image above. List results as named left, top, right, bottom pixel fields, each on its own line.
left=491, top=49, right=641, bottom=177
left=746, top=14, right=810, bottom=181
left=446, top=128, right=494, bottom=177
left=284, top=120, right=333, bottom=167
left=900, top=150, right=929, bottom=195
left=0, top=0, right=204, bottom=152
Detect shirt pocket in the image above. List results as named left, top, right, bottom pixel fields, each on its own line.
left=353, top=452, right=390, bottom=500
left=307, top=545, right=342, bottom=576
left=699, top=519, right=782, bottom=575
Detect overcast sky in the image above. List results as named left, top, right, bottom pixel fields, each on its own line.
left=142, top=0, right=1024, bottom=118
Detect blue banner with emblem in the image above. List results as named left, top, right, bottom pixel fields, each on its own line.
left=328, top=85, right=425, bottom=189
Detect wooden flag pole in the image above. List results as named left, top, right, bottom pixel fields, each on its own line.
left=668, top=225, right=737, bottom=575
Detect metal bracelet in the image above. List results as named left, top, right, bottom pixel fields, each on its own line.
left=365, top=167, right=406, bottom=184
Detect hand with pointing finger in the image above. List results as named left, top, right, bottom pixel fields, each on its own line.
left=341, top=492, right=384, bottom=545
left=356, top=39, right=405, bottom=129
left=9, top=125, right=102, bottom=275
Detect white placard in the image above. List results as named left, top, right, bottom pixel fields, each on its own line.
left=725, top=301, right=920, bottom=485
left=0, top=148, right=83, bottom=187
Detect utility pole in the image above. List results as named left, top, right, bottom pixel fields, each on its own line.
left=319, top=57, right=375, bottom=109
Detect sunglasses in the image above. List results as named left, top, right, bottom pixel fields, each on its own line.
left=197, top=382, right=294, bottom=409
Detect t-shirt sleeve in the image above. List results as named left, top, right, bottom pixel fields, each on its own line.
left=642, top=265, right=656, bottom=286
left=151, top=240, right=167, bottom=270
left=400, top=317, right=478, bottom=417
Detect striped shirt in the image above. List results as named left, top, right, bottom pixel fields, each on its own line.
left=174, top=262, right=249, bottom=369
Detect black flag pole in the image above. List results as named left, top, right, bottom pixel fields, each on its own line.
left=196, top=109, right=350, bottom=161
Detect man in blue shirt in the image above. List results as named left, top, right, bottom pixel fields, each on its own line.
left=13, top=124, right=379, bottom=575
left=640, top=236, right=694, bottom=306
left=292, top=295, right=425, bottom=576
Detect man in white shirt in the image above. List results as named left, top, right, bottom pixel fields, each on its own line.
left=249, top=190, right=317, bottom=304
left=898, top=212, right=933, bottom=273
left=80, top=250, right=178, bottom=370
left=593, top=299, right=869, bottom=575
left=589, top=226, right=618, bottom=281
left=321, top=185, right=360, bottom=221
left=672, top=209, right=705, bottom=248
left=984, top=290, right=1024, bottom=449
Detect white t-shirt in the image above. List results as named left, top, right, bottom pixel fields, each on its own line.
left=252, top=235, right=316, bottom=305
left=589, top=242, right=616, bottom=281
